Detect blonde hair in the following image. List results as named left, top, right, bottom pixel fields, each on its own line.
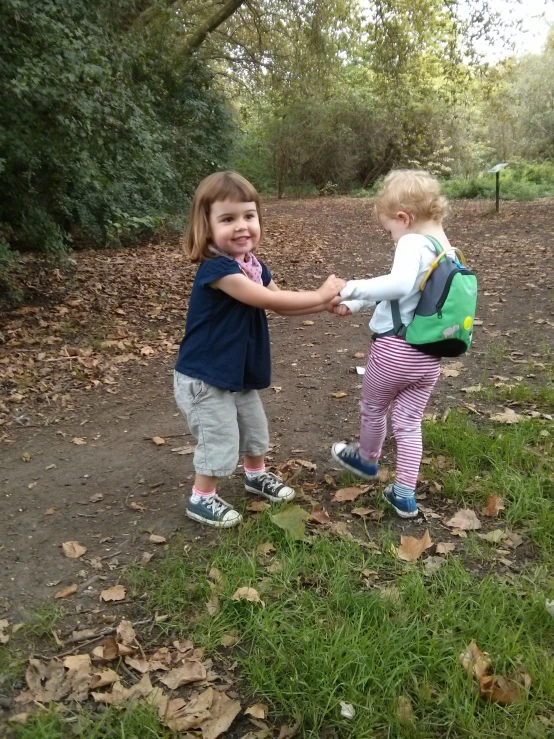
left=375, top=170, right=448, bottom=223
left=184, top=171, right=263, bottom=262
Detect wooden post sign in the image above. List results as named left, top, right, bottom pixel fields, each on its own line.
left=488, top=163, right=509, bottom=212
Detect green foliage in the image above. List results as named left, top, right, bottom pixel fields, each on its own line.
left=442, top=160, right=554, bottom=201
left=0, top=0, right=234, bottom=254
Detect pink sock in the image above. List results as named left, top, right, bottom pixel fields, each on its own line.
left=244, top=464, right=265, bottom=480
left=191, top=485, right=215, bottom=502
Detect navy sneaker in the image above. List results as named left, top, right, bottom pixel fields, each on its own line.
left=245, top=471, right=295, bottom=503
left=382, top=485, right=419, bottom=519
left=186, top=494, right=242, bottom=528
left=331, top=441, right=379, bottom=480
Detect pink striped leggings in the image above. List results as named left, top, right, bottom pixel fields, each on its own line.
left=360, top=337, right=440, bottom=489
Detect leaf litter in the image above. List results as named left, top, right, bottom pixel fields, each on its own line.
left=15, top=619, right=245, bottom=737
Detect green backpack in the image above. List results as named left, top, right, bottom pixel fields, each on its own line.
left=383, top=236, right=478, bottom=357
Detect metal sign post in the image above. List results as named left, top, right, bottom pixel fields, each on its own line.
left=488, top=163, right=509, bottom=212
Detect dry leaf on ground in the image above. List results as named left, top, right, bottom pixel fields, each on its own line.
left=256, top=541, right=276, bottom=555
left=333, top=486, right=366, bottom=502
left=151, top=436, right=165, bottom=445
left=444, top=509, right=481, bottom=530
left=482, top=495, right=505, bottom=517
left=436, top=542, right=455, bottom=555
left=206, top=594, right=220, bottom=617
left=490, top=408, right=523, bottom=424
left=0, top=620, right=10, bottom=645
left=159, top=661, right=207, bottom=689
left=149, top=534, right=166, bottom=544
left=232, top=587, right=264, bottom=605
left=62, top=540, right=87, bottom=558
left=71, top=437, right=87, bottom=445
left=458, top=640, right=492, bottom=680
left=245, top=703, right=268, bottom=719
left=397, top=695, right=414, bottom=724
left=54, top=584, right=78, bottom=599
left=330, top=391, right=348, bottom=398
left=100, top=585, right=126, bottom=602
left=247, top=500, right=271, bottom=512
left=479, top=672, right=531, bottom=705
left=397, top=530, right=433, bottom=562
left=310, top=509, right=331, bottom=525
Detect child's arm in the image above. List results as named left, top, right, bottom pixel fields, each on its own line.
left=265, top=281, right=341, bottom=316
left=211, top=273, right=346, bottom=312
left=341, top=240, right=421, bottom=304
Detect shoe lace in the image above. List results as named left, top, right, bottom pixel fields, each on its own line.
left=342, top=442, right=360, bottom=459
left=205, top=494, right=229, bottom=517
left=259, top=473, right=282, bottom=493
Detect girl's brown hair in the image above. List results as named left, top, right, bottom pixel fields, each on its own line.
left=375, top=169, right=448, bottom=223
left=184, top=171, right=263, bottom=262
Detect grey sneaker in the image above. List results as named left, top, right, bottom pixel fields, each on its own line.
left=245, top=471, right=295, bottom=503
left=186, top=494, right=242, bottom=528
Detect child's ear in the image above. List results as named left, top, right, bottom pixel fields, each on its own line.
left=396, top=211, right=413, bottom=226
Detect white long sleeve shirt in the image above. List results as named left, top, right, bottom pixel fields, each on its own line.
left=340, top=234, right=455, bottom=335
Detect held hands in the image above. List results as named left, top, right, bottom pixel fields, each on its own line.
left=332, top=303, right=351, bottom=317
left=318, top=274, right=346, bottom=303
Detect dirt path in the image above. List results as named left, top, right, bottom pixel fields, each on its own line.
left=1, top=197, right=553, bottom=621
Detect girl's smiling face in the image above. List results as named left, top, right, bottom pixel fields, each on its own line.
left=208, top=199, right=261, bottom=261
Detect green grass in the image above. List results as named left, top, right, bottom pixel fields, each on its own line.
left=10, top=412, right=554, bottom=738
left=11, top=703, right=169, bottom=738
left=124, top=505, right=554, bottom=738
left=423, top=412, right=554, bottom=557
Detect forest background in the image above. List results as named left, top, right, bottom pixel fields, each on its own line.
left=2, top=0, right=554, bottom=292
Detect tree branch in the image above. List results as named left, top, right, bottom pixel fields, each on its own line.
left=181, top=0, right=246, bottom=56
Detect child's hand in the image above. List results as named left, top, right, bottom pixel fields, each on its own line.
left=333, top=304, right=351, bottom=317
left=325, top=295, right=342, bottom=313
left=318, top=275, right=347, bottom=302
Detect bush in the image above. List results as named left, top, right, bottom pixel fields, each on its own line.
left=0, top=0, right=234, bottom=254
left=441, top=159, right=554, bottom=201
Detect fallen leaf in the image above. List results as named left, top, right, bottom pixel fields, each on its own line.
left=478, top=529, right=506, bottom=544
left=93, top=673, right=153, bottom=706
left=62, top=541, right=88, bottom=559
left=545, top=600, right=554, bottom=618
left=202, top=691, right=242, bottom=739
left=397, top=695, right=414, bottom=724
left=504, top=531, right=524, bottom=549
left=232, top=587, right=264, bottom=605
left=102, top=636, right=119, bottom=660
left=270, top=504, right=310, bottom=540
left=479, top=672, right=531, bottom=705
left=490, top=408, right=523, bottom=424
left=482, top=495, right=505, bottom=517
left=256, top=541, right=276, bottom=555
left=424, top=556, right=445, bottom=575
left=100, top=585, right=126, bottom=602
left=436, top=542, right=455, bottom=555
left=0, top=619, right=10, bottom=645
left=333, top=486, right=366, bottom=502
left=21, top=452, right=31, bottom=462
left=25, top=659, right=69, bottom=702
left=245, top=703, right=268, bottom=719
left=353, top=351, right=365, bottom=359
left=151, top=436, right=165, bottom=445
left=71, top=437, right=87, bottom=445
left=302, top=320, right=314, bottom=326
left=90, top=668, right=120, bottom=688
left=330, top=391, right=348, bottom=398
left=171, top=445, right=195, bottom=454
left=206, top=594, right=220, bottom=617
left=149, top=534, right=166, bottom=544
left=44, top=507, right=57, bottom=516
left=247, top=500, right=271, bottom=512
left=310, top=509, right=331, bottom=525
left=141, top=552, right=153, bottom=565
left=459, top=640, right=492, bottom=679
left=397, top=530, right=433, bottom=562
left=220, top=633, right=240, bottom=647
left=340, top=701, right=355, bottom=719
left=129, top=501, right=148, bottom=512
left=159, top=661, right=207, bottom=689
left=90, top=492, right=104, bottom=503
left=461, top=385, right=482, bottom=393
left=54, top=584, right=78, bottom=599
left=444, top=509, right=481, bottom=531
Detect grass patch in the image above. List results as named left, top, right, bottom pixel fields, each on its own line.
left=423, top=412, right=554, bottom=557
left=478, top=381, right=554, bottom=413
left=11, top=703, right=169, bottom=738
left=126, top=510, right=554, bottom=737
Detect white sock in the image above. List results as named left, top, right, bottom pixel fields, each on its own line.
left=244, top=465, right=265, bottom=481
left=190, top=485, right=215, bottom=503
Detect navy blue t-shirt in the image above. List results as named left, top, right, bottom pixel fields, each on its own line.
left=175, top=256, right=272, bottom=392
